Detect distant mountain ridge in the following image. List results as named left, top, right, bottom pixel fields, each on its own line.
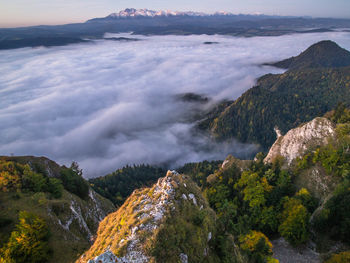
left=2, top=10, right=350, bottom=50
left=96, top=8, right=269, bottom=20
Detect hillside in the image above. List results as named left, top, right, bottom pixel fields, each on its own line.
left=198, top=41, right=350, bottom=149
left=77, top=171, right=222, bottom=263
left=78, top=110, right=350, bottom=263
left=2, top=109, right=350, bottom=263
left=0, top=156, right=115, bottom=263
left=267, top=40, right=350, bottom=70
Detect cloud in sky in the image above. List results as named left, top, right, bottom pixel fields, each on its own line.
left=0, top=32, right=350, bottom=177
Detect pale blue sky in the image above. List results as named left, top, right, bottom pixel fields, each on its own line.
left=0, top=0, right=349, bottom=27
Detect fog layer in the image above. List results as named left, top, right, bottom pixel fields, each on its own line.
left=1, top=32, right=350, bottom=177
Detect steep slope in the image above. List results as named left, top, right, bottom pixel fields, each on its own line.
left=0, top=156, right=115, bottom=263
left=264, top=117, right=336, bottom=165
left=198, top=41, right=350, bottom=149
left=77, top=171, right=218, bottom=263
left=268, top=40, right=350, bottom=70
left=264, top=117, right=339, bottom=201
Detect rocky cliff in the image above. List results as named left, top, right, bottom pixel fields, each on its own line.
left=264, top=117, right=336, bottom=165
left=78, top=170, right=218, bottom=263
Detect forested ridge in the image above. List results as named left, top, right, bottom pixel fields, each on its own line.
left=198, top=41, right=350, bottom=149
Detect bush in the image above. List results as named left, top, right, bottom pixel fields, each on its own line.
left=295, top=188, right=318, bottom=213
left=22, top=167, right=46, bottom=193
left=325, top=251, right=350, bottom=263
left=278, top=198, right=309, bottom=245
left=0, top=160, right=63, bottom=198
left=239, top=230, right=277, bottom=263
left=46, top=178, right=63, bottom=198
left=60, top=164, right=89, bottom=199
left=319, top=182, right=350, bottom=243
left=0, top=211, right=50, bottom=263
left=0, top=161, right=22, bottom=192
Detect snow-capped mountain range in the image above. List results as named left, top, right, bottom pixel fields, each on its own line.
left=107, top=8, right=232, bottom=18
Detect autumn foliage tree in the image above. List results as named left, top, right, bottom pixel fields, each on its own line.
left=278, top=198, right=309, bottom=245
left=0, top=211, right=50, bottom=263
left=239, top=230, right=278, bottom=263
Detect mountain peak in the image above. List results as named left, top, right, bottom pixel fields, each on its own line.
left=78, top=170, right=217, bottom=263
left=269, top=40, right=350, bottom=70
left=107, top=8, right=208, bottom=18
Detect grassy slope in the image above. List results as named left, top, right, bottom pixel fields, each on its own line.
left=0, top=156, right=115, bottom=263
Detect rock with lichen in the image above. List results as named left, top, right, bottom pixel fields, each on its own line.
left=78, top=170, right=218, bottom=263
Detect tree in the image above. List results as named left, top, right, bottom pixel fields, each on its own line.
left=0, top=211, right=50, bottom=263
left=295, top=188, right=318, bottom=213
left=239, top=230, right=278, bottom=263
left=235, top=171, right=272, bottom=208
left=278, top=198, right=309, bottom=245
left=0, top=161, right=22, bottom=192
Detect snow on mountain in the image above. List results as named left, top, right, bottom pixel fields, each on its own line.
left=107, top=8, right=230, bottom=18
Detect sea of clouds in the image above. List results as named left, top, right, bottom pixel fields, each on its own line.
left=1, top=32, right=350, bottom=177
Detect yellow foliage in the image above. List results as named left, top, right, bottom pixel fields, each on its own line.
left=239, top=230, right=272, bottom=253
left=296, top=188, right=310, bottom=197
left=325, top=251, right=350, bottom=263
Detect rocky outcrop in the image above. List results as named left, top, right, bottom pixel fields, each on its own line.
left=272, top=238, right=320, bottom=263
left=264, top=117, right=336, bottom=165
left=53, top=189, right=115, bottom=242
left=78, top=171, right=217, bottom=263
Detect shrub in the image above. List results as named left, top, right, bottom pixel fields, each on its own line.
left=239, top=230, right=277, bottom=263
left=46, top=178, right=63, bottom=198
left=0, top=211, right=50, bottom=263
left=60, top=166, right=89, bottom=199
left=278, top=198, right=309, bottom=245
left=295, top=188, right=318, bottom=213
left=320, top=182, right=350, bottom=243
left=325, top=251, right=350, bottom=263
left=22, top=167, right=46, bottom=193
left=0, top=161, right=22, bottom=192
left=0, top=160, right=63, bottom=198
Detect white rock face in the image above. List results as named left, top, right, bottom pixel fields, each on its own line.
left=55, top=189, right=114, bottom=242
left=179, top=253, right=188, bottom=263
left=87, top=251, right=117, bottom=263
left=264, top=117, right=335, bottom=165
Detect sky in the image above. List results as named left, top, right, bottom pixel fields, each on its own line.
left=1, top=32, right=350, bottom=177
left=0, top=0, right=350, bottom=27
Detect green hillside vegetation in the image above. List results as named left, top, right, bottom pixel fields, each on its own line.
left=198, top=41, right=350, bottom=149
left=81, top=106, right=349, bottom=262
left=89, top=164, right=166, bottom=206
left=0, top=211, right=50, bottom=263
left=177, top=160, right=222, bottom=188
left=0, top=158, right=115, bottom=263
left=182, top=107, right=350, bottom=262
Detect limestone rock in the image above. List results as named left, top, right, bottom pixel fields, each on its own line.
left=78, top=170, right=216, bottom=263
left=264, top=117, right=335, bottom=165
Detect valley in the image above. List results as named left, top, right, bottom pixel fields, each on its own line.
left=1, top=7, right=350, bottom=263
